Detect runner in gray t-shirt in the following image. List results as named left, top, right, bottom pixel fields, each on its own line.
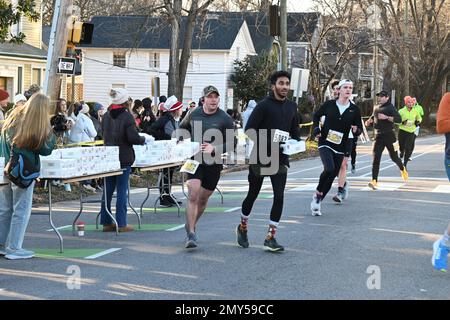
left=179, top=85, right=234, bottom=249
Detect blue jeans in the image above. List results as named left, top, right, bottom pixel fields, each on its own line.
left=100, top=166, right=131, bottom=228
left=0, top=181, right=35, bottom=251
left=445, top=157, right=450, bottom=181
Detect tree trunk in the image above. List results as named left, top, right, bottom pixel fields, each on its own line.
left=167, top=0, right=182, bottom=97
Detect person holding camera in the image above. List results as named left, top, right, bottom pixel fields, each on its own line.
left=0, top=93, right=56, bottom=260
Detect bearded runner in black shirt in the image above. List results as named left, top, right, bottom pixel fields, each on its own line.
left=365, top=90, right=408, bottom=190
left=311, top=79, right=363, bottom=216
left=179, top=85, right=234, bottom=249
left=236, top=71, right=300, bottom=252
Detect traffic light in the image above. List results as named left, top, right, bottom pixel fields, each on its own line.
left=69, top=20, right=94, bottom=44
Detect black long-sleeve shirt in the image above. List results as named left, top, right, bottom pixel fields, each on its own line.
left=313, top=99, right=362, bottom=154
left=369, top=101, right=402, bottom=135
left=245, top=93, right=300, bottom=167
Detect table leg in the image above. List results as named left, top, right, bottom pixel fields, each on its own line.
left=216, top=187, right=224, bottom=204
left=166, top=168, right=180, bottom=217
left=140, top=179, right=151, bottom=219
left=102, top=176, right=118, bottom=235
left=72, top=187, right=84, bottom=236
left=48, top=183, right=64, bottom=253
left=153, top=170, right=163, bottom=214
left=128, top=180, right=141, bottom=229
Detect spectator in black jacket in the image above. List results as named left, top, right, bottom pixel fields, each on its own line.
left=150, top=95, right=184, bottom=207
left=100, top=88, right=148, bottom=233
left=140, top=97, right=156, bottom=134
left=365, top=90, right=408, bottom=190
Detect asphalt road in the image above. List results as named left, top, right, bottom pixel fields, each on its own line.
left=0, top=134, right=449, bottom=301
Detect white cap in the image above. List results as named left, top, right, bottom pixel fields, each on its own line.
left=80, top=103, right=90, bottom=114
left=109, top=88, right=129, bottom=105
left=14, top=94, right=27, bottom=104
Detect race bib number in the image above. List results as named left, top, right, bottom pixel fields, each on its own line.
left=326, top=130, right=344, bottom=145
left=180, top=160, right=200, bottom=174
left=273, top=129, right=289, bottom=143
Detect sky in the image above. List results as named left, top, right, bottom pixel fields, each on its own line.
left=287, top=0, right=314, bottom=12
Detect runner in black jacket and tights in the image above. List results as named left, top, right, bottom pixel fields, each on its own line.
left=236, top=71, right=300, bottom=252
left=364, top=90, right=408, bottom=190
left=311, top=79, right=362, bottom=216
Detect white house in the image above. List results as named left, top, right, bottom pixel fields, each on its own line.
left=78, top=15, right=257, bottom=109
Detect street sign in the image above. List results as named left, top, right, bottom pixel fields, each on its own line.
left=57, top=57, right=76, bottom=75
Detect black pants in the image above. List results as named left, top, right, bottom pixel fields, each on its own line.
left=372, top=132, right=404, bottom=181
left=159, top=167, right=174, bottom=197
left=316, top=147, right=344, bottom=199
left=398, top=130, right=415, bottom=166
left=242, top=166, right=287, bottom=223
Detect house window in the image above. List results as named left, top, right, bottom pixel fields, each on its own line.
left=17, top=67, right=23, bottom=94
left=32, top=68, right=41, bottom=86
left=149, top=52, right=160, bottom=68
left=113, top=52, right=126, bottom=68
left=0, top=77, right=6, bottom=91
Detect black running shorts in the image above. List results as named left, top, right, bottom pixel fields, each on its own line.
left=187, top=164, right=223, bottom=191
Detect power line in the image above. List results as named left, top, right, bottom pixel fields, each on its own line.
left=83, top=56, right=232, bottom=75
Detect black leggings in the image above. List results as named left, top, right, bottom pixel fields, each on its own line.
left=242, top=167, right=287, bottom=223
left=316, top=147, right=344, bottom=199
left=372, top=133, right=404, bottom=181
left=398, top=130, right=415, bottom=166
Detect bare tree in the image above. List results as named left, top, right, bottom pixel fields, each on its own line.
left=361, top=0, right=449, bottom=124
left=304, top=0, right=371, bottom=107
left=164, top=0, right=215, bottom=99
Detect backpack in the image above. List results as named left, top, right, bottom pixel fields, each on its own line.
left=4, top=144, right=40, bottom=188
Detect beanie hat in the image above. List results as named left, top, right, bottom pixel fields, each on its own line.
left=109, top=88, right=129, bottom=105
left=142, top=97, right=152, bottom=108
left=93, top=102, right=104, bottom=112
left=338, top=79, right=353, bottom=88
left=80, top=103, right=90, bottom=114
left=163, top=95, right=183, bottom=112
left=404, top=96, right=413, bottom=104
left=0, top=89, right=9, bottom=101
left=13, top=94, right=27, bottom=104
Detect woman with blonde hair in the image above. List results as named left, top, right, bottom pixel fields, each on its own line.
left=0, top=93, right=56, bottom=260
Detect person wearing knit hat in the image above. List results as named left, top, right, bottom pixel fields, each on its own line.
left=100, top=88, right=147, bottom=233
left=0, top=89, right=9, bottom=120
left=24, top=84, right=41, bottom=100
left=141, top=97, right=156, bottom=134
left=13, top=94, right=27, bottom=106
left=149, top=95, right=184, bottom=207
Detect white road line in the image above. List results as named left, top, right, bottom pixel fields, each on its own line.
left=46, top=225, right=71, bottom=232
left=166, top=224, right=185, bottom=231
left=225, top=207, right=241, bottom=212
left=432, top=185, right=450, bottom=193
left=85, top=248, right=121, bottom=260
left=360, top=143, right=444, bottom=177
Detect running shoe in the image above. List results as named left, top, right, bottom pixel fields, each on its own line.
left=368, top=179, right=378, bottom=190
left=432, top=239, right=449, bottom=272
left=310, top=194, right=322, bottom=216
left=236, top=224, right=249, bottom=248
left=401, top=168, right=409, bottom=181
left=263, top=236, right=284, bottom=252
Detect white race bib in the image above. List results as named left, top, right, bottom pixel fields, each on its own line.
left=180, top=160, right=200, bottom=174
left=326, top=130, right=344, bottom=145
left=273, top=129, right=289, bottom=143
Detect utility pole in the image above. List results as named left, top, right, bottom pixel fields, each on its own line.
left=280, top=0, right=287, bottom=70
left=43, top=0, right=73, bottom=104
left=403, top=0, right=410, bottom=94
left=373, top=1, right=379, bottom=96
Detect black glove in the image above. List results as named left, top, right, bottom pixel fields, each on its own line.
left=313, top=127, right=321, bottom=137
left=415, top=121, right=421, bottom=126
